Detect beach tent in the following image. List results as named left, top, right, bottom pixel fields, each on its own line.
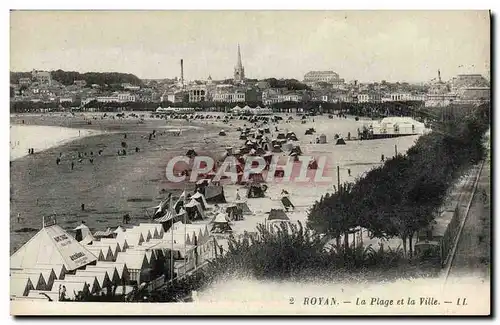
left=225, top=204, right=243, bottom=221
left=30, top=264, right=68, bottom=280
left=247, top=183, right=268, bottom=198
left=85, top=265, right=121, bottom=286
left=336, top=138, right=346, bottom=145
left=305, top=128, right=314, bottom=135
left=87, top=243, right=119, bottom=261
left=235, top=200, right=252, bottom=215
left=124, top=227, right=152, bottom=243
left=75, top=270, right=112, bottom=291
left=10, top=277, right=35, bottom=298
left=86, top=246, right=113, bottom=262
left=74, top=222, right=92, bottom=242
left=139, top=223, right=164, bottom=239
left=113, top=226, right=126, bottom=234
left=12, top=268, right=57, bottom=291
left=10, top=224, right=97, bottom=271
left=191, top=192, right=209, bottom=210
left=184, top=198, right=207, bottom=221
left=51, top=280, right=91, bottom=300
left=115, top=252, right=151, bottom=285
left=204, top=183, right=227, bottom=204
left=116, top=232, right=145, bottom=248
left=267, top=209, right=290, bottom=221
left=286, top=132, right=299, bottom=141
left=60, top=275, right=101, bottom=295
left=211, top=213, right=232, bottom=233
left=99, top=238, right=128, bottom=252
left=11, top=272, right=47, bottom=291
left=95, top=262, right=130, bottom=284
left=219, top=130, right=227, bottom=136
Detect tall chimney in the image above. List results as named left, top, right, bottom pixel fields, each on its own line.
left=180, top=59, right=184, bottom=88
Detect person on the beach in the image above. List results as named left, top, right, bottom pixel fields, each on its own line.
left=135, top=147, right=140, bottom=153
left=98, top=149, right=103, bottom=156
left=89, top=158, right=94, bottom=164
left=235, top=189, right=241, bottom=201
left=90, top=151, right=93, bottom=156
left=81, top=203, right=85, bottom=211
left=381, top=154, right=385, bottom=162
left=124, top=133, right=127, bottom=139
left=17, top=213, right=21, bottom=223
left=348, top=169, right=351, bottom=177
left=71, top=161, right=74, bottom=170
left=56, top=157, right=61, bottom=165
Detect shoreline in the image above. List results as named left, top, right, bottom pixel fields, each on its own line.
left=10, top=124, right=105, bottom=161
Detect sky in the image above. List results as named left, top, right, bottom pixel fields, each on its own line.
left=10, top=10, right=490, bottom=83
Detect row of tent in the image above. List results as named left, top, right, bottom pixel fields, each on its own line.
left=231, top=105, right=273, bottom=115
left=10, top=218, right=216, bottom=301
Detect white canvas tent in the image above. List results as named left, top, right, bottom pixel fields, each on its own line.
left=84, top=266, right=121, bottom=285
left=191, top=192, right=209, bottom=210
left=95, top=262, right=130, bottom=283
left=63, top=275, right=101, bottom=294
left=115, top=252, right=150, bottom=284
left=138, top=223, right=164, bottom=239
left=87, top=242, right=119, bottom=261
left=116, top=232, right=145, bottom=248
left=10, top=277, right=34, bottom=298
left=11, top=272, right=47, bottom=291
left=10, top=224, right=97, bottom=271
left=86, top=246, right=114, bottom=262
left=100, top=238, right=129, bottom=252
left=127, top=227, right=153, bottom=242
left=75, top=270, right=112, bottom=290
left=30, top=264, right=67, bottom=280
left=16, top=268, right=57, bottom=290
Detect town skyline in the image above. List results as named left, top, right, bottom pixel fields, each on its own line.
left=10, top=11, right=490, bottom=83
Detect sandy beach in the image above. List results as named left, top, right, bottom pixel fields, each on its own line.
left=10, top=111, right=422, bottom=254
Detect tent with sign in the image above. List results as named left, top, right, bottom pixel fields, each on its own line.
left=10, top=220, right=97, bottom=272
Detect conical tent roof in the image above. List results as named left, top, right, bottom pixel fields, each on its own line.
left=10, top=224, right=98, bottom=271
left=213, top=213, right=230, bottom=223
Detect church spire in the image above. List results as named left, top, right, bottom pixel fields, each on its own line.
left=237, top=44, right=243, bottom=68
left=234, top=44, right=245, bottom=83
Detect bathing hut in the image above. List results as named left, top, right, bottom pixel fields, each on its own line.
left=184, top=198, right=207, bottom=221
left=336, top=138, right=346, bottom=145
left=115, top=252, right=151, bottom=285
left=267, top=209, right=290, bottom=221
left=75, top=270, right=112, bottom=292
left=63, top=275, right=101, bottom=295
left=204, top=182, right=227, bottom=204
left=235, top=200, right=252, bottom=215
left=11, top=272, right=47, bottom=291
left=50, top=280, right=91, bottom=300
left=11, top=277, right=35, bottom=298
left=319, top=134, right=327, bottom=144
